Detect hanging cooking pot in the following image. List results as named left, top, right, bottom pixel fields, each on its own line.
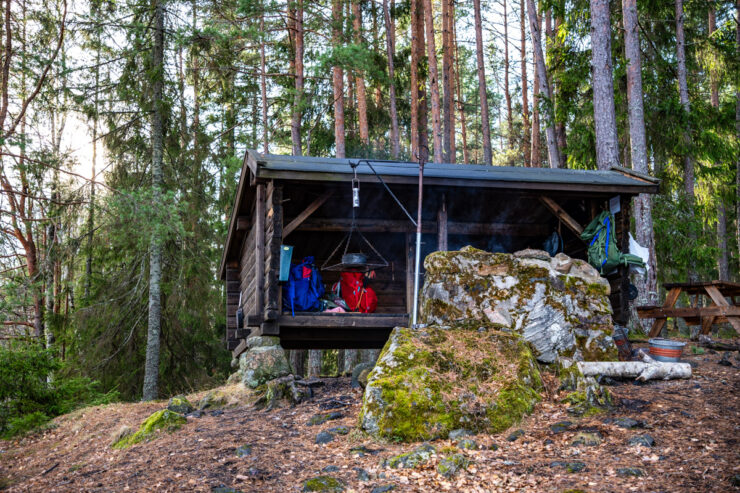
left=341, top=253, right=368, bottom=269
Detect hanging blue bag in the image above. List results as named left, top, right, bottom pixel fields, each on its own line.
left=282, top=256, right=325, bottom=316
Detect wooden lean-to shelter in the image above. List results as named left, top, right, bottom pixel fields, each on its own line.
left=219, top=151, right=659, bottom=358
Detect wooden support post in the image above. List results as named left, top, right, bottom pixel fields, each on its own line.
left=406, top=233, right=414, bottom=314
left=539, top=196, right=584, bottom=236
left=263, top=182, right=283, bottom=330
left=704, top=285, right=740, bottom=332
left=437, top=193, right=448, bottom=252
left=283, top=190, right=333, bottom=238
left=618, top=195, right=630, bottom=324
left=255, top=184, right=266, bottom=318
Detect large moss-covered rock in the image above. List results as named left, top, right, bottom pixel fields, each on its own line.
left=111, top=409, right=186, bottom=449
left=239, top=336, right=291, bottom=388
left=359, top=325, right=542, bottom=441
left=421, top=247, right=617, bottom=363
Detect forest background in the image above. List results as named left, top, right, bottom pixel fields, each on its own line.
left=0, top=0, right=737, bottom=437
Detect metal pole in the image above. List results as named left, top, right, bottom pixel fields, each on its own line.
left=411, top=150, right=425, bottom=327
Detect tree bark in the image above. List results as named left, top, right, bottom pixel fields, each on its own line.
left=531, top=48, right=541, bottom=167
left=675, top=0, right=697, bottom=281
left=550, top=12, right=568, bottom=167
left=143, top=0, right=165, bottom=401
left=590, top=0, right=620, bottom=170
left=526, top=0, right=560, bottom=168
left=308, top=350, right=321, bottom=377
left=623, top=0, right=658, bottom=330
left=382, top=0, right=399, bottom=158
left=332, top=0, right=345, bottom=158
left=352, top=0, right=369, bottom=147
left=423, top=0, right=442, bottom=162
left=260, top=8, right=268, bottom=153
left=521, top=0, right=530, bottom=166
left=503, top=0, right=513, bottom=151
left=291, top=0, right=303, bottom=155
left=453, top=12, right=468, bottom=164
left=290, top=350, right=305, bottom=377
left=577, top=360, right=692, bottom=381
left=442, top=0, right=454, bottom=162
left=736, top=0, right=740, bottom=271
left=473, top=0, right=492, bottom=165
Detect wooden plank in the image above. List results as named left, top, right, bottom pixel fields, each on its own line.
left=638, top=305, right=740, bottom=318
left=236, top=216, right=250, bottom=231
left=700, top=316, right=716, bottom=335
left=704, top=285, right=740, bottom=331
left=648, top=287, right=682, bottom=337
left=539, top=196, right=584, bottom=236
left=406, top=233, right=414, bottom=314
left=437, top=194, right=448, bottom=251
left=283, top=190, right=333, bottom=238
left=294, top=218, right=550, bottom=236
left=231, top=338, right=248, bottom=357
left=278, top=313, right=409, bottom=328
left=255, top=184, right=266, bottom=318
left=264, top=183, right=283, bottom=322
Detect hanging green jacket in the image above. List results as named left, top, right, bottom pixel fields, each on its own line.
left=580, top=211, right=645, bottom=275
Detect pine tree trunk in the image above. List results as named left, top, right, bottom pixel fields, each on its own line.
left=531, top=48, right=541, bottom=167
left=736, top=0, right=740, bottom=271
left=410, top=0, right=421, bottom=158
left=290, top=350, right=306, bottom=377
left=344, top=349, right=359, bottom=374
left=143, top=0, right=165, bottom=402
left=675, top=0, right=697, bottom=281
left=521, top=0, right=530, bottom=166
left=473, top=0, right=492, bottom=165
left=260, top=9, right=268, bottom=153
left=551, top=12, right=568, bottom=167
left=291, top=0, right=304, bottom=156
left=526, top=0, right=560, bottom=168
left=442, top=0, right=454, bottom=162
left=623, top=0, right=658, bottom=330
left=332, top=0, right=346, bottom=158
left=383, top=0, right=399, bottom=158
left=352, top=0, right=369, bottom=147
left=85, top=29, right=99, bottom=300
left=708, top=4, right=728, bottom=280
left=423, top=0, right=442, bottom=162
left=308, top=350, right=321, bottom=377
left=590, top=0, right=620, bottom=170
left=503, top=0, right=513, bottom=151
left=453, top=13, right=468, bottom=164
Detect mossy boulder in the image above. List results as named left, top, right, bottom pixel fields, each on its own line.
left=437, top=453, right=471, bottom=477
left=239, top=336, right=291, bottom=388
left=421, top=247, right=617, bottom=363
left=255, top=375, right=311, bottom=410
left=301, top=476, right=345, bottom=492
left=359, top=325, right=542, bottom=442
left=383, top=443, right=437, bottom=469
left=167, top=395, right=194, bottom=414
left=111, top=409, right=186, bottom=449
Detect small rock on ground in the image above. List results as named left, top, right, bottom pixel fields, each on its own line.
left=235, top=444, right=252, bottom=457
left=507, top=429, right=525, bottom=442
left=549, top=421, right=572, bottom=434
left=571, top=431, right=602, bottom=447
left=321, top=465, right=340, bottom=473
left=448, top=429, right=474, bottom=440
left=301, top=475, right=345, bottom=492
left=315, top=431, right=334, bottom=445
left=628, top=434, right=656, bottom=447
left=370, top=486, right=396, bottom=493
left=617, top=467, right=645, bottom=477
left=308, top=412, right=344, bottom=426
left=611, top=417, right=642, bottom=429
left=457, top=438, right=478, bottom=450
left=353, top=467, right=371, bottom=481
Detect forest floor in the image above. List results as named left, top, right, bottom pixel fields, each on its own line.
left=1, top=341, right=739, bottom=493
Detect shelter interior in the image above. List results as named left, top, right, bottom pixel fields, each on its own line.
left=220, top=152, right=659, bottom=357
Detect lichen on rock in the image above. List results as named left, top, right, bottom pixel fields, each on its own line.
left=111, top=409, right=186, bottom=449
left=167, top=395, right=194, bottom=414
left=421, top=247, right=617, bottom=363
left=239, top=336, right=291, bottom=389
left=359, top=325, right=542, bottom=442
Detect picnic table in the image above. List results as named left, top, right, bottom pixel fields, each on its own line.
left=636, top=280, right=740, bottom=338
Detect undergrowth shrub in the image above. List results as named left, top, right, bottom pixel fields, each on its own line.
left=0, top=342, right=118, bottom=438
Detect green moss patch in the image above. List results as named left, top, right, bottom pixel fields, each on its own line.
left=111, top=409, right=186, bottom=449
left=301, top=476, right=345, bottom=492
left=360, top=326, right=542, bottom=442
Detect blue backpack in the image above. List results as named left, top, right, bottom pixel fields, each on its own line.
left=282, top=256, right=325, bottom=316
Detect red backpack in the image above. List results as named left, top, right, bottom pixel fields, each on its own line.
left=340, top=272, right=378, bottom=313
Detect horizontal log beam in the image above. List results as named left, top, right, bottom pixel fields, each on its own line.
left=291, top=218, right=549, bottom=237
left=637, top=306, right=740, bottom=318
left=278, top=313, right=409, bottom=328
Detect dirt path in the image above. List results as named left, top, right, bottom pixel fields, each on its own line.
left=2, top=344, right=738, bottom=492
